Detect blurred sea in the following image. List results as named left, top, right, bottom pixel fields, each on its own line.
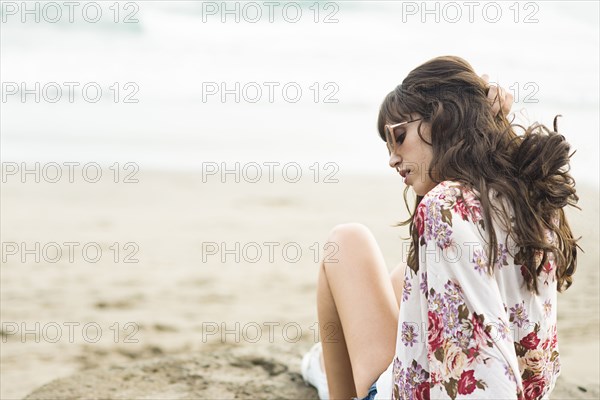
left=1, top=1, right=598, bottom=187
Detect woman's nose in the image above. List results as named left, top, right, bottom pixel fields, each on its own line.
left=389, top=151, right=402, bottom=169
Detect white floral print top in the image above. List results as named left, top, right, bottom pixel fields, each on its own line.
left=375, top=180, right=560, bottom=400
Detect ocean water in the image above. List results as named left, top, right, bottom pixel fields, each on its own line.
left=1, top=1, right=598, bottom=187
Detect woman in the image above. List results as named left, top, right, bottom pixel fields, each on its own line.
left=301, top=56, right=579, bottom=400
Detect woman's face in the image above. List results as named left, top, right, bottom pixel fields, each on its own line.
left=387, top=113, right=437, bottom=196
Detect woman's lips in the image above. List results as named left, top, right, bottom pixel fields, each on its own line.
left=399, top=168, right=411, bottom=184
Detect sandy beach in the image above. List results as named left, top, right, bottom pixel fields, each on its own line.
left=0, top=170, right=598, bottom=399
left=1, top=0, right=598, bottom=398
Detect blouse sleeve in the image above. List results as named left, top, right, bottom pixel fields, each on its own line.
left=417, top=183, right=523, bottom=399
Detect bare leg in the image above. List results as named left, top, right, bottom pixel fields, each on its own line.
left=318, top=262, right=405, bottom=374
left=318, top=260, right=356, bottom=399
left=390, top=263, right=407, bottom=308
left=317, top=223, right=400, bottom=399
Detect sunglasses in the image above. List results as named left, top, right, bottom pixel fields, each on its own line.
left=384, top=118, right=423, bottom=154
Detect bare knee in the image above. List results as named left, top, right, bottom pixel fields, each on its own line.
left=322, top=223, right=377, bottom=268
left=327, top=223, right=373, bottom=244
left=390, top=263, right=406, bottom=307
left=321, top=223, right=385, bottom=282
left=390, top=263, right=406, bottom=285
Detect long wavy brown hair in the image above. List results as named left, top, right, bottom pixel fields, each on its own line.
left=377, top=55, right=580, bottom=294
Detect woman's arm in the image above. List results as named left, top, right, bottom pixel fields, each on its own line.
left=417, top=182, right=522, bottom=399
left=482, top=74, right=514, bottom=117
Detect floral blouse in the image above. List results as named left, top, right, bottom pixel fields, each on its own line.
left=375, top=180, right=560, bottom=400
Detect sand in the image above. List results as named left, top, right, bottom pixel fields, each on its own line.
left=23, top=343, right=318, bottom=400
left=19, top=345, right=599, bottom=400
left=1, top=170, right=598, bottom=399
